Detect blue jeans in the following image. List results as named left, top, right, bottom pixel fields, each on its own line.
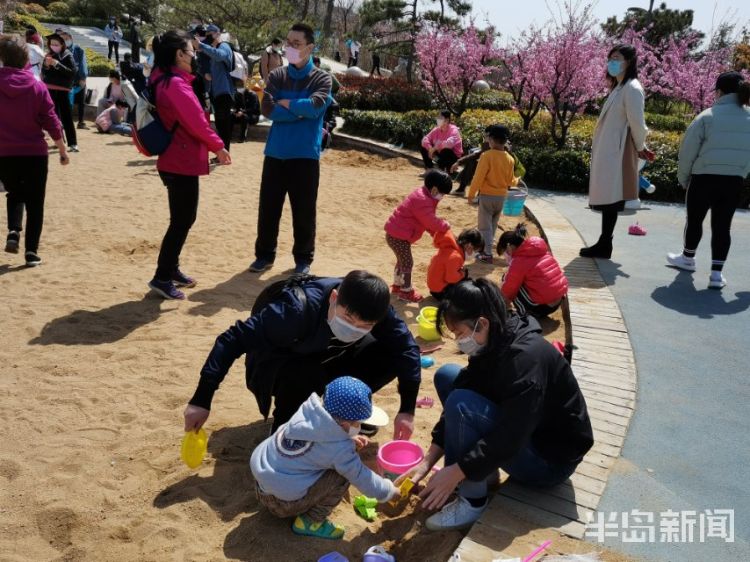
left=434, top=364, right=578, bottom=499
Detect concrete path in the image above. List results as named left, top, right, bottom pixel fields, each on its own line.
left=534, top=190, right=750, bottom=561
left=44, top=23, right=132, bottom=60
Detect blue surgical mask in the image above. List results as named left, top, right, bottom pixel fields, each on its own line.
left=328, top=303, right=370, bottom=343
left=607, top=60, right=623, bottom=77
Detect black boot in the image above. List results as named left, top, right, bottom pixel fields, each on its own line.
left=579, top=236, right=613, bottom=259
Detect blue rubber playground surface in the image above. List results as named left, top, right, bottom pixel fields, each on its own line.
left=533, top=190, right=750, bottom=561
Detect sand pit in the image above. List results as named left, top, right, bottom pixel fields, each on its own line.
left=1, top=131, right=572, bottom=561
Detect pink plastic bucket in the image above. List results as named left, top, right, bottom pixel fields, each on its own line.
left=377, top=440, right=424, bottom=480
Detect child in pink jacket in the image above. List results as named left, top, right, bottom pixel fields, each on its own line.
left=420, top=110, right=463, bottom=172
left=384, top=170, right=453, bottom=302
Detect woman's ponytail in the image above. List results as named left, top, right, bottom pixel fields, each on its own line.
left=497, top=222, right=528, bottom=254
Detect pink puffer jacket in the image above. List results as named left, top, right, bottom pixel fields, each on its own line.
left=384, top=186, right=450, bottom=244
left=501, top=237, right=568, bottom=304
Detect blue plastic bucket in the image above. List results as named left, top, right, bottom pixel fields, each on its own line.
left=503, top=183, right=528, bottom=217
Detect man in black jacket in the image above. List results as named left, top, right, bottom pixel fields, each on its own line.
left=183, top=271, right=421, bottom=439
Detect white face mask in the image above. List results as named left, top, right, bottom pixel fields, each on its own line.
left=65, top=40, right=72, bottom=48
left=347, top=423, right=360, bottom=437
left=237, top=88, right=246, bottom=93
left=504, top=251, right=512, bottom=263
left=456, top=320, right=485, bottom=356
left=433, top=192, right=444, bottom=201
left=327, top=303, right=371, bottom=343
left=436, top=118, right=445, bottom=127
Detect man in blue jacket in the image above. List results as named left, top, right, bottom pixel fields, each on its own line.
left=183, top=271, right=420, bottom=441
left=249, top=22, right=332, bottom=276
left=59, top=30, right=88, bottom=129
left=196, top=24, right=235, bottom=150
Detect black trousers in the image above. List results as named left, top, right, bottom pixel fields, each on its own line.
left=108, top=41, right=119, bottom=63
left=684, top=174, right=743, bottom=264
left=457, top=157, right=479, bottom=192
left=420, top=146, right=458, bottom=172
left=49, top=89, right=77, bottom=146
left=0, top=156, right=48, bottom=253
left=371, top=55, right=381, bottom=76
left=73, top=85, right=86, bottom=124
left=270, top=335, right=400, bottom=430
left=155, top=172, right=199, bottom=280
left=213, top=93, right=234, bottom=151
left=255, top=156, right=320, bottom=265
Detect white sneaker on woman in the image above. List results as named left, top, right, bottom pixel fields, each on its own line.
left=666, top=252, right=696, bottom=272
left=708, top=273, right=726, bottom=290
left=424, top=496, right=486, bottom=531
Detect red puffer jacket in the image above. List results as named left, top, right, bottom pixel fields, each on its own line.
left=501, top=237, right=568, bottom=304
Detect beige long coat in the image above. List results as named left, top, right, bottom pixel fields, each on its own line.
left=589, top=78, right=648, bottom=206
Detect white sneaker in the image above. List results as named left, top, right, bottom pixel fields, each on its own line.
left=424, top=496, right=486, bottom=531
left=708, top=273, right=726, bottom=290
left=666, top=252, right=696, bottom=272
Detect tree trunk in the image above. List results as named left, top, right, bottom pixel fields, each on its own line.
left=323, top=0, right=335, bottom=37
left=301, top=0, right=309, bottom=20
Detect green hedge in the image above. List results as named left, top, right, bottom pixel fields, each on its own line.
left=645, top=112, right=690, bottom=132
left=341, top=108, right=749, bottom=206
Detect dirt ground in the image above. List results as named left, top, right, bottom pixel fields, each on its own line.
left=0, top=130, right=613, bottom=562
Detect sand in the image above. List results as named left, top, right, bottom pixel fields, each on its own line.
left=1, top=130, right=589, bottom=562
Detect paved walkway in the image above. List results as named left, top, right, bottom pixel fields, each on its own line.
left=535, top=190, right=750, bottom=561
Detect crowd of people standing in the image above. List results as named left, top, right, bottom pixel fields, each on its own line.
left=2, top=23, right=750, bottom=545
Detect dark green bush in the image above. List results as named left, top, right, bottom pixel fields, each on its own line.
left=645, top=112, right=690, bottom=132
left=86, top=47, right=114, bottom=76
left=465, top=90, right=514, bottom=111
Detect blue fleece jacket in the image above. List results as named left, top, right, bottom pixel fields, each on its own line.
left=200, top=42, right=235, bottom=98
left=261, top=58, right=332, bottom=160
left=250, top=393, right=397, bottom=502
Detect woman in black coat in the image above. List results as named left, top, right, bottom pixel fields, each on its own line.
left=41, top=32, right=78, bottom=151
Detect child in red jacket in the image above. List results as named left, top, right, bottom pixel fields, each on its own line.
left=384, top=170, right=453, bottom=302
left=497, top=223, right=568, bottom=318
left=427, top=228, right=484, bottom=300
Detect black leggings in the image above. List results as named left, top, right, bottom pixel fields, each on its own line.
left=108, top=41, right=120, bottom=63
left=213, top=93, right=234, bottom=151
left=155, top=172, right=199, bottom=280
left=49, top=89, right=77, bottom=146
left=683, top=174, right=743, bottom=269
left=0, top=156, right=48, bottom=253
left=420, top=146, right=458, bottom=172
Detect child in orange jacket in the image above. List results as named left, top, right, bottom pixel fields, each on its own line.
left=427, top=228, right=484, bottom=300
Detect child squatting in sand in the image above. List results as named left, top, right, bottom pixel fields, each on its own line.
left=251, top=376, right=400, bottom=539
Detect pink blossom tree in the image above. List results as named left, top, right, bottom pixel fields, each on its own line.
left=415, top=24, right=500, bottom=116
left=528, top=2, right=609, bottom=148
left=499, top=29, right=545, bottom=131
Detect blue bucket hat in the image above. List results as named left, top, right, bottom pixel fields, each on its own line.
left=323, top=376, right=372, bottom=421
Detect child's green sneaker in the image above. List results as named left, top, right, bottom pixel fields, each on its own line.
left=291, top=514, right=345, bottom=540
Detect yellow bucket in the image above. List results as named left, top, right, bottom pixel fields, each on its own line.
left=420, top=306, right=438, bottom=322
left=417, top=313, right=441, bottom=341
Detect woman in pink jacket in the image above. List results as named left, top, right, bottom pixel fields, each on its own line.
left=497, top=223, right=568, bottom=318
left=0, top=34, right=69, bottom=267
left=384, top=170, right=452, bottom=302
left=420, top=110, right=463, bottom=173
left=147, top=30, right=231, bottom=300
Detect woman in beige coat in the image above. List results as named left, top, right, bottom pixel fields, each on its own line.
left=580, top=44, right=648, bottom=259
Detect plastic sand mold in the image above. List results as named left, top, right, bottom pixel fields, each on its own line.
left=420, top=356, right=435, bottom=368
left=354, top=495, right=378, bottom=521
left=318, top=553, right=348, bottom=562
left=389, top=477, right=414, bottom=507
left=181, top=428, right=208, bottom=469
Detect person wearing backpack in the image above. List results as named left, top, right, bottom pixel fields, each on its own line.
left=196, top=24, right=235, bottom=151
left=183, top=270, right=421, bottom=442
left=146, top=30, right=231, bottom=300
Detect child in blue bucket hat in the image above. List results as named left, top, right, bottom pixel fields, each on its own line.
left=251, top=376, right=399, bottom=540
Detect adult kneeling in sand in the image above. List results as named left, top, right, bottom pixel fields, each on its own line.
left=398, top=279, right=593, bottom=531
left=184, top=270, right=420, bottom=439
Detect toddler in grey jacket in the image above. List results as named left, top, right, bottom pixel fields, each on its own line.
left=251, top=376, right=399, bottom=539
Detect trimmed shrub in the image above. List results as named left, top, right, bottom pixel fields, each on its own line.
left=86, top=47, right=114, bottom=77
left=645, top=112, right=690, bottom=133
left=466, top=90, right=514, bottom=111
left=336, top=76, right=433, bottom=112
left=4, top=13, right=51, bottom=35
left=46, top=1, right=71, bottom=17
left=22, top=3, right=48, bottom=16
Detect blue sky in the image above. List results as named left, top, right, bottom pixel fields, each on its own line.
left=468, top=0, right=750, bottom=41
